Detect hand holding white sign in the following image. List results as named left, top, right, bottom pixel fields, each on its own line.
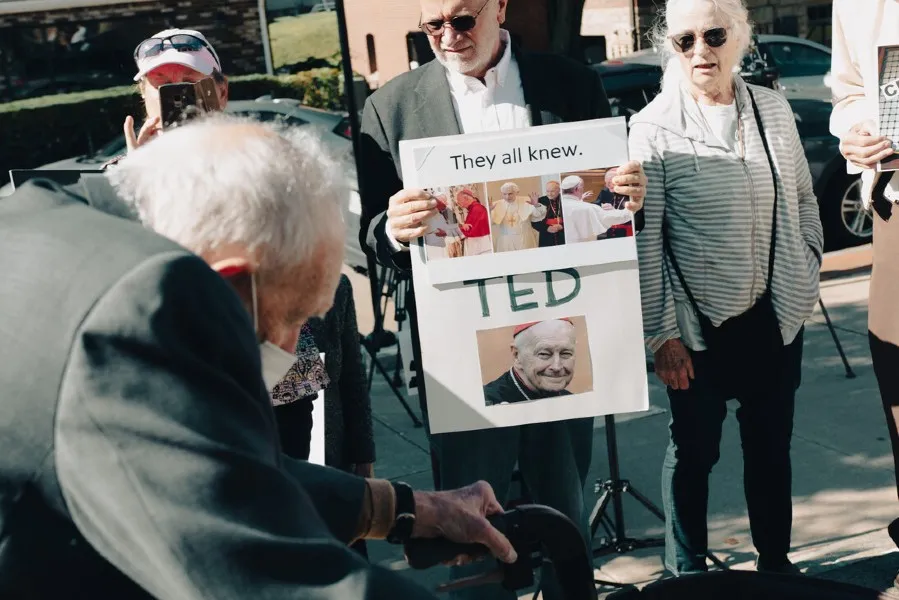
left=611, top=160, right=647, bottom=211
left=387, top=189, right=439, bottom=243
left=840, top=120, right=893, bottom=169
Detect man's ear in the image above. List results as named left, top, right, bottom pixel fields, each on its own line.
left=497, top=0, right=508, bottom=24
left=510, top=343, right=520, bottom=368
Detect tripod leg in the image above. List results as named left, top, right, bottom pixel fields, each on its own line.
left=589, top=488, right=613, bottom=539
left=625, top=485, right=665, bottom=522
left=818, top=298, right=856, bottom=379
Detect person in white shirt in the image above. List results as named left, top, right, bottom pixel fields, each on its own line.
left=830, top=0, right=899, bottom=564
left=490, top=182, right=546, bottom=252
left=559, top=175, right=634, bottom=243
left=357, top=2, right=647, bottom=598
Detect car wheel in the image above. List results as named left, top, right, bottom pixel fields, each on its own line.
left=822, top=172, right=872, bottom=250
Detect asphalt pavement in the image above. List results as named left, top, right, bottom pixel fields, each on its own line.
left=342, top=243, right=899, bottom=598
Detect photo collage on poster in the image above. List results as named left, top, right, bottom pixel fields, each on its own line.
left=423, top=167, right=634, bottom=262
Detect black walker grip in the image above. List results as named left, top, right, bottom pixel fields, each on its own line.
left=404, top=538, right=488, bottom=570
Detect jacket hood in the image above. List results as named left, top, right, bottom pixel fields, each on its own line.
left=629, top=73, right=755, bottom=149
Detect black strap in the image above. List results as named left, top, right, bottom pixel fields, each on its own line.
left=872, top=171, right=894, bottom=222
left=663, top=87, right=779, bottom=313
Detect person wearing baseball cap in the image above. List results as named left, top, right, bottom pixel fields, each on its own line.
left=121, top=29, right=229, bottom=156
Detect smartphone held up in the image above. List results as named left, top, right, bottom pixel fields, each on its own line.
left=158, top=77, right=220, bottom=130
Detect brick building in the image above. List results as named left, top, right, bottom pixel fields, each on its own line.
left=0, top=0, right=268, bottom=101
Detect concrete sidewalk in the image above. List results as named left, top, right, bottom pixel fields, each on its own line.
left=343, top=244, right=899, bottom=598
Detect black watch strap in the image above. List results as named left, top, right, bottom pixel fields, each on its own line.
left=386, top=481, right=416, bottom=544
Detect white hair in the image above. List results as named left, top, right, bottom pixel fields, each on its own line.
left=650, top=0, right=753, bottom=92
left=513, top=320, right=577, bottom=352
left=500, top=182, right=519, bottom=194
left=107, top=113, right=346, bottom=271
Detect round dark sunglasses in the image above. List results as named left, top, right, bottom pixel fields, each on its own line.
left=671, top=27, right=728, bottom=53
left=134, top=34, right=221, bottom=67
left=419, top=0, right=492, bottom=35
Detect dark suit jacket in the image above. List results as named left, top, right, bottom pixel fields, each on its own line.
left=0, top=180, right=432, bottom=599
left=530, top=195, right=566, bottom=247
left=358, top=45, right=614, bottom=271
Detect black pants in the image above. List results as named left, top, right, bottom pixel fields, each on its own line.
left=662, top=329, right=803, bottom=575
left=274, top=399, right=314, bottom=460
left=871, top=332, right=899, bottom=500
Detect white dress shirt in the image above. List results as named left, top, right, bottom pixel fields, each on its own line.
left=561, top=194, right=632, bottom=244
left=384, top=29, right=530, bottom=252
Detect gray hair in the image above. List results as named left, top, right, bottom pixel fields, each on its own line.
left=500, top=182, right=519, bottom=195
left=650, top=0, right=753, bottom=91
left=107, top=113, right=346, bottom=272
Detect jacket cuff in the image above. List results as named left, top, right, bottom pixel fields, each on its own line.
left=646, top=331, right=680, bottom=354
left=357, top=478, right=396, bottom=540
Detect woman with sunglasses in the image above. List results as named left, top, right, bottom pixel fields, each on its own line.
left=628, top=0, right=823, bottom=577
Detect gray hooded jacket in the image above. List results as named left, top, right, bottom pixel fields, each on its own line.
left=629, top=76, right=823, bottom=352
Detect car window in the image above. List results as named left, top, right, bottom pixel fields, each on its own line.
left=599, top=68, right=662, bottom=119
left=239, top=110, right=308, bottom=126
left=762, top=42, right=831, bottom=78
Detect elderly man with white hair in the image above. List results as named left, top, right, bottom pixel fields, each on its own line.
left=0, top=114, right=521, bottom=599
left=490, top=181, right=546, bottom=252
left=559, top=175, right=635, bottom=243
left=629, top=0, right=822, bottom=577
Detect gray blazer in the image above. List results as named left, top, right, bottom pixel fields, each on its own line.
left=0, top=180, right=433, bottom=599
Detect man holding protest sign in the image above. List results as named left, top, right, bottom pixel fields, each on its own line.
left=359, top=1, right=647, bottom=598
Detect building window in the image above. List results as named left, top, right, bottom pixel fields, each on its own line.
left=806, top=3, right=833, bottom=46
left=406, top=31, right=435, bottom=70
left=365, top=33, right=377, bottom=74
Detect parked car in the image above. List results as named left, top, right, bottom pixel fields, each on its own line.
left=606, top=34, right=833, bottom=100
left=596, top=48, right=869, bottom=250
left=0, top=97, right=368, bottom=270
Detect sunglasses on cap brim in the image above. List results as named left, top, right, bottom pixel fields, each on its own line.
left=670, top=27, right=728, bottom=53
left=419, top=0, right=492, bottom=35
left=133, top=33, right=221, bottom=68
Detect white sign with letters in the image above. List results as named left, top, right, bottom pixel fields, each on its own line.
left=399, top=118, right=649, bottom=434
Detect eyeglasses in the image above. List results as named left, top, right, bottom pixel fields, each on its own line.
left=419, top=0, right=492, bottom=35
left=670, top=27, right=728, bottom=53
left=134, top=33, right=221, bottom=68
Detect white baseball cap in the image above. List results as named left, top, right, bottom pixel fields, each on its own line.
left=561, top=175, right=583, bottom=191
left=133, top=29, right=222, bottom=82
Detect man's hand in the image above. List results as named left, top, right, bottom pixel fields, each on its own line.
left=124, top=115, right=161, bottom=153
left=435, top=228, right=447, bottom=238
left=653, top=338, right=694, bottom=391
left=387, top=189, right=438, bottom=244
left=613, top=160, right=647, bottom=212
left=460, top=223, right=472, bottom=232
left=600, top=203, right=614, bottom=210
left=840, top=120, right=894, bottom=169
left=411, top=481, right=517, bottom=565
left=527, top=191, right=540, bottom=206
left=548, top=224, right=563, bottom=233
left=581, top=191, right=595, bottom=203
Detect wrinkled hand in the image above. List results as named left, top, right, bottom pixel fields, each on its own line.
left=411, top=481, right=517, bottom=566
left=548, top=224, right=563, bottom=233
left=612, top=160, right=647, bottom=212
left=653, top=338, right=694, bottom=391
left=353, top=463, right=374, bottom=478
left=435, top=228, right=447, bottom=238
left=527, top=191, right=540, bottom=206
left=581, top=191, right=595, bottom=203
left=840, top=120, right=894, bottom=169
left=387, top=189, right=438, bottom=244
left=124, top=115, right=161, bottom=153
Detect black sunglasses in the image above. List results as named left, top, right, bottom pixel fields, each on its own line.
left=419, top=0, right=492, bottom=35
left=670, top=27, right=728, bottom=53
left=134, top=34, right=221, bottom=68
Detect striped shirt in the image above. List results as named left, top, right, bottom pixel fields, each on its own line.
left=629, top=76, right=823, bottom=353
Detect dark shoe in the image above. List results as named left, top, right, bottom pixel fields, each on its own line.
left=756, top=557, right=801, bottom=575
left=888, top=517, right=899, bottom=549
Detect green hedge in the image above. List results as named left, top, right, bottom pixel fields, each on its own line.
left=0, top=69, right=350, bottom=178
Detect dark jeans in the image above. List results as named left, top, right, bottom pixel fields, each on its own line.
left=870, top=332, right=899, bottom=502
left=662, top=329, right=804, bottom=575
left=274, top=398, right=314, bottom=460
left=433, top=417, right=594, bottom=600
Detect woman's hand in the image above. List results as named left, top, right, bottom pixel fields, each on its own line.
left=840, top=120, right=894, bottom=169
left=654, top=338, right=694, bottom=391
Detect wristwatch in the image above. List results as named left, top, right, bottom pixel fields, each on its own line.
left=386, top=481, right=416, bottom=544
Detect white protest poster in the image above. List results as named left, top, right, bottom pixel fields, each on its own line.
left=309, top=353, right=326, bottom=466
left=399, top=118, right=649, bottom=434
left=396, top=328, right=419, bottom=397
